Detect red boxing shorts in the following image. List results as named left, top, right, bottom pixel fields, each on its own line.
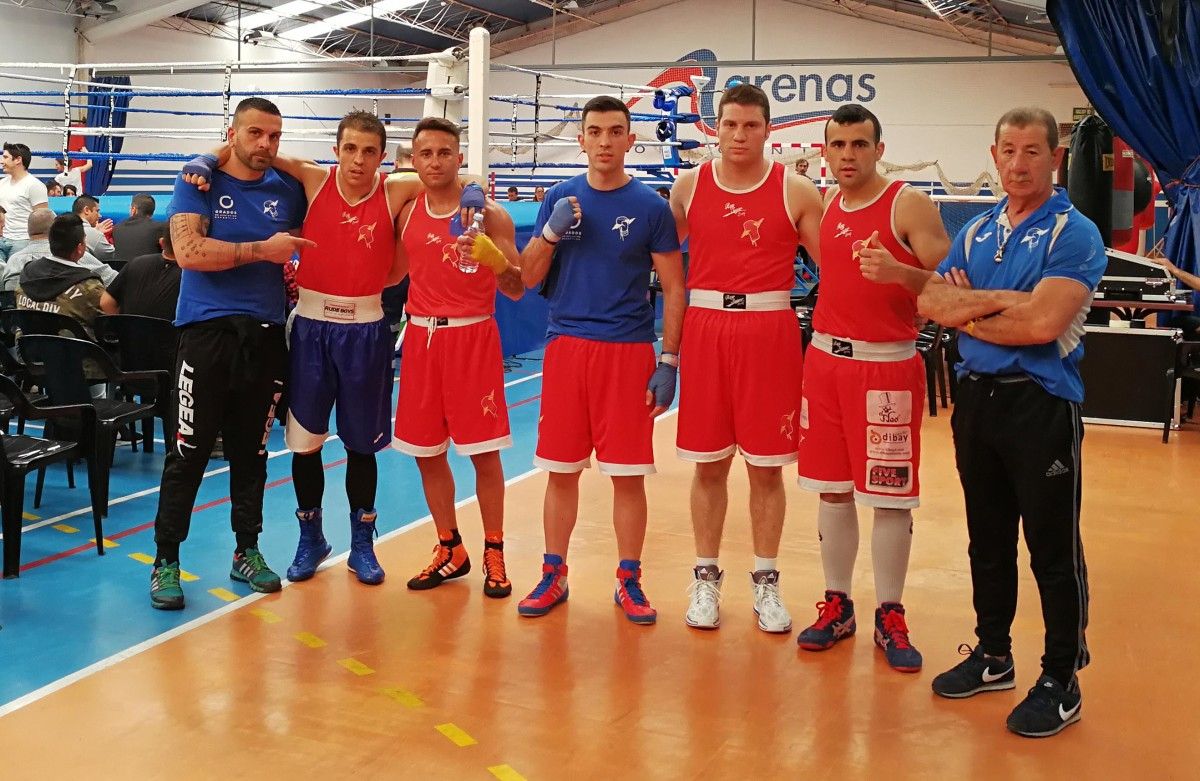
left=392, top=315, right=512, bottom=457
left=534, top=335, right=656, bottom=476
left=676, top=295, right=803, bottom=467
left=797, top=333, right=925, bottom=508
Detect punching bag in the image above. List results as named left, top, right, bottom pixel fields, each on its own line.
left=1067, top=114, right=1113, bottom=247
left=1115, top=157, right=1160, bottom=255
left=1111, top=137, right=1135, bottom=247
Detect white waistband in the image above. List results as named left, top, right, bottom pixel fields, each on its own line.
left=408, top=314, right=490, bottom=329
left=688, top=289, right=792, bottom=312
left=811, top=332, right=916, bottom=362
left=296, top=288, right=383, bottom=323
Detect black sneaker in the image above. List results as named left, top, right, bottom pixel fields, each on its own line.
left=1006, top=675, right=1082, bottom=738
left=931, top=643, right=1016, bottom=698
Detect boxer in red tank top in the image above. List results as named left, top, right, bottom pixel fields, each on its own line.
left=390, top=117, right=524, bottom=600
left=794, top=104, right=950, bottom=672
left=668, top=84, right=823, bottom=635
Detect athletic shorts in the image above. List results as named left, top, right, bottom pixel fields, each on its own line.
left=797, top=334, right=925, bottom=508
left=676, top=306, right=804, bottom=467
left=534, top=335, right=656, bottom=476
left=392, top=315, right=512, bottom=457
left=286, top=312, right=394, bottom=455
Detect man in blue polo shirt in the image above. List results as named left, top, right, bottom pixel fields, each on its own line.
left=150, top=97, right=311, bottom=610
left=916, top=107, right=1105, bottom=738
left=516, top=95, right=686, bottom=624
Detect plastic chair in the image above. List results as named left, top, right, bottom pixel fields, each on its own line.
left=17, top=334, right=168, bottom=515
left=0, top=373, right=103, bottom=578
left=3, top=308, right=93, bottom=341
left=94, top=314, right=179, bottom=450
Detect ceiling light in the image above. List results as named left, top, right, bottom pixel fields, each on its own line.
left=230, top=0, right=338, bottom=32
left=280, top=0, right=423, bottom=40
left=918, top=0, right=977, bottom=18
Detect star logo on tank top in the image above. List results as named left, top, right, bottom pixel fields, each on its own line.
left=723, top=202, right=746, bottom=218
left=481, top=389, right=498, bottom=418
left=741, top=218, right=765, bottom=246
left=851, top=239, right=867, bottom=260
left=441, top=243, right=460, bottom=266
left=340, top=211, right=360, bottom=226
left=835, top=222, right=853, bottom=239
left=780, top=410, right=796, bottom=439
left=612, top=216, right=636, bottom=241
left=357, top=222, right=377, bottom=249
left=262, top=199, right=279, bottom=219
left=426, top=232, right=442, bottom=245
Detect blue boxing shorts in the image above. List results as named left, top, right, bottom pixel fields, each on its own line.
left=286, top=289, right=395, bottom=454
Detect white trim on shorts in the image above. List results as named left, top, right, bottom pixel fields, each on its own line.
left=741, top=449, right=798, bottom=468
left=533, top=455, right=592, bottom=473
left=854, top=490, right=920, bottom=510
left=676, top=444, right=737, bottom=463
left=797, top=476, right=855, bottom=493
left=407, top=314, right=490, bottom=329
left=688, top=289, right=792, bottom=312
left=810, top=332, right=916, bottom=362
left=391, top=436, right=451, bottom=457
left=285, top=415, right=329, bottom=453
left=597, top=460, right=656, bottom=477
left=455, top=434, right=513, bottom=456
left=295, top=288, right=384, bottom=324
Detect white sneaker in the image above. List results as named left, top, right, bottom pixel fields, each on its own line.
left=685, top=565, right=723, bottom=629
left=751, top=570, right=792, bottom=633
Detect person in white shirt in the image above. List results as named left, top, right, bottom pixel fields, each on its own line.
left=54, top=158, right=92, bottom=193
left=0, top=143, right=50, bottom=262
left=71, top=194, right=116, bottom=260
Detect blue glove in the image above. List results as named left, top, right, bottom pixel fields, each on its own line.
left=542, top=197, right=577, bottom=242
left=647, top=361, right=678, bottom=410
left=182, top=153, right=217, bottom=182
left=449, top=182, right=487, bottom=236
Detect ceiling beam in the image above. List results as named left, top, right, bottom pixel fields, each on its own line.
left=79, top=0, right=213, bottom=41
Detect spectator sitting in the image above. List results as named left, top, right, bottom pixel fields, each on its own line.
left=656, top=186, right=670, bottom=199
left=16, top=213, right=106, bottom=339
left=47, top=181, right=63, bottom=197
left=506, top=186, right=520, bottom=201
left=534, top=186, right=545, bottom=202
left=387, top=145, right=418, bottom=183
left=3, top=207, right=119, bottom=292
left=101, top=223, right=181, bottom=321
left=72, top=194, right=116, bottom=261
left=62, top=184, right=77, bottom=197
left=112, top=193, right=160, bottom=261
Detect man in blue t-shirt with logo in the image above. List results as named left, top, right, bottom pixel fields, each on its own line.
left=150, top=97, right=311, bottom=610
left=915, top=107, right=1104, bottom=738
left=516, top=95, right=686, bottom=624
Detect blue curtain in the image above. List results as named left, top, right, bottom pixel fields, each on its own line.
left=83, top=75, right=131, bottom=195
left=1048, top=0, right=1200, bottom=281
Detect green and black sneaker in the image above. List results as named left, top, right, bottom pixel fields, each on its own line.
left=231, top=548, right=282, bottom=593
left=150, top=561, right=185, bottom=610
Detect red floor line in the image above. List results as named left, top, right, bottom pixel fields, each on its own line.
left=508, top=394, right=541, bottom=410
left=19, top=457, right=350, bottom=573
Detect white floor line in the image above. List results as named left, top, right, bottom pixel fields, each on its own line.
left=5, top=370, right=545, bottom=539
left=0, top=466, right=543, bottom=718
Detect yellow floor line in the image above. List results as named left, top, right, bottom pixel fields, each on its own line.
left=52, top=524, right=78, bottom=533
left=381, top=687, right=423, bottom=708
left=294, top=632, right=327, bottom=648
left=178, top=570, right=199, bottom=582
left=435, top=723, right=477, bottom=747
left=488, top=765, right=527, bottom=781
left=22, top=511, right=39, bottom=521
left=129, top=552, right=155, bottom=565
left=207, top=588, right=239, bottom=602
left=249, top=607, right=282, bottom=624
left=89, top=538, right=118, bottom=549
left=337, top=658, right=375, bottom=676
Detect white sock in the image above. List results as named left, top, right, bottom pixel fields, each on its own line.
left=696, top=557, right=719, bottom=569
left=817, top=499, right=859, bottom=595
left=872, top=508, right=914, bottom=604
left=753, top=556, right=778, bottom=573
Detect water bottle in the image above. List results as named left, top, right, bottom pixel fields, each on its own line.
left=455, top=212, right=485, bottom=275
